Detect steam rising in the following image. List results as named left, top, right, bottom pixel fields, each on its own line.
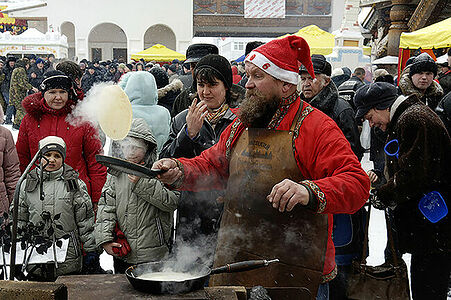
left=66, top=82, right=115, bottom=128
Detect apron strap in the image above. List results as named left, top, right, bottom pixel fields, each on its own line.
left=290, top=100, right=304, bottom=132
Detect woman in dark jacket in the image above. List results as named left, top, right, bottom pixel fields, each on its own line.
left=160, top=54, right=237, bottom=265
left=354, top=83, right=450, bottom=300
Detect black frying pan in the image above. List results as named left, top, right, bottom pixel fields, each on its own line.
left=95, top=155, right=165, bottom=179
left=125, top=259, right=279, bottom=294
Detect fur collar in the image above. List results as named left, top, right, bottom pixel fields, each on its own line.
left=302, top=81, right=338, bottom=114
left=399, top=68, right=444, bottom=100
left=157, top=79, right=183, bottom=99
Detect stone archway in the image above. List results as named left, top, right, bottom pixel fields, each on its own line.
left=144, top=24, right=176, bottom=51
left=61, top=21, right=75, bottom=60
left=88, top=23, right=127, bottom=61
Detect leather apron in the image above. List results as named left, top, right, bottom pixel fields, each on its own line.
left=210, top=107, right=328, bottom=296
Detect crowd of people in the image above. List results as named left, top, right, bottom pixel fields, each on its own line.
left=0, top=40, right=449, bottom=299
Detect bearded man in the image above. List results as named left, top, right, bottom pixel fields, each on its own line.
left=153, top=36, right=370, bottom=298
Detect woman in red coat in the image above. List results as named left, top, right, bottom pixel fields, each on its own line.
left=16, top=71, right=106, bottom=211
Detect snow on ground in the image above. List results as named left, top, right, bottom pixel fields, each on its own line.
left=7, top=125, right=414, bottom=295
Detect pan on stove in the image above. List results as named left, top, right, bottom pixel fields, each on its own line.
left=125, top=259, right=279, bottom=294
left=95, top=154, right=165, bottom=179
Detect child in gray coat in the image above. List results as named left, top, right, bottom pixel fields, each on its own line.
left=95, top=118, right=179, bottom=274
left=13, top=136, right=97, bottom=280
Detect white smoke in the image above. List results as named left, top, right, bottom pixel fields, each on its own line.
left=66, top=81, right=115, bottom=128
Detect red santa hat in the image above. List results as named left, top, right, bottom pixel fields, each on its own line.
left=245, top=35, right=315, bottom=84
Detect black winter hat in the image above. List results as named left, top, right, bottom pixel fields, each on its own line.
left=354, top=82, right=398, bottom=120
left=40, top=70, right=76, bottom=99
left=6, top=55, right=16, bottom=62
left=185, top=44, right=219, bottom=64
left=245, top=41, right=264, bottom=57
left=194, top=54, right=232, bottom=89
left=168, top=64, right=177, bottom=73
left=299, top=54, right=332, bottom=76
left=409, top=53, right=438, bottom=77
left=149, top=67, right=169, bottom=89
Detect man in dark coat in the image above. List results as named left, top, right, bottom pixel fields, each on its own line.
left=81, top=63, right=101, bottom=94
left=354, top=82, right=450, bottom=300
left=300, top=54, right=366, bottom=299
left=28, top=58, right=45, bottom=89
left=337, top=67, right=366, bottom=110
left=171, top=43, right=245, bottom=117
left=437, top=48, right=451, bottom=95
left=2, top=56, right=16, bottom=124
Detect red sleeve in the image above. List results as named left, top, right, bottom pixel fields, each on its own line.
left=16, top=115, right=32, bottom=173
left=178, top=121, right=244, bottom=191
left=82, top=124, right=107, bottom=203
left=295, top=113, right=370, bottom=214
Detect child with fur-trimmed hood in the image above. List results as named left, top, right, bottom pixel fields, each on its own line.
left=95, top=118, right=179, bottom=274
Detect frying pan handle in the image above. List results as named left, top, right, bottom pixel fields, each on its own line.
left=210, top=259, right=279, bottom=275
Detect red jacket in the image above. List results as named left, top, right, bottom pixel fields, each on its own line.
left=16, top=92, right=107, bottom=204
left=177, top=97, right=370, bottom=279
left=231, top=66, right=242, bottom=85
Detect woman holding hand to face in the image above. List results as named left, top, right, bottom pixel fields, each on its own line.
left=160, top=55, right=238, bottom=263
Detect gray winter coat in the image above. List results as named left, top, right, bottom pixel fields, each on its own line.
left=95, top=118, right=179, bottom=264
left=14, top=165, right=96, bottom=276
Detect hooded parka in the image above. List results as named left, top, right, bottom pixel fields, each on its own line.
left=95, top=118, right=179, bottom=264
left=14, top=164, right=96, bottom=276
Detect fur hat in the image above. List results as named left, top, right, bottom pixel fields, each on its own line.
left=409, top=53, right=438, bottom=77
left=185, top=44, right=219, bottom=64
left=39, top=136, right=66, bottom=160
left=56, top=60, right=83, bottom=82
left=194, top=54, right=232, bottom=89
left=300, top=54, right=331, bottom=76
left=354, top=82, right=398, bottom=120
left=149, top=66, right=169, bottom=89
left=245, top=35, right=315, bottom=84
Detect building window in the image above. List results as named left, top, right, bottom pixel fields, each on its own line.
left=233, top=42, right=245, bottom=51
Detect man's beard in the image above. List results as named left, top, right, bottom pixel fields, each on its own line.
left=238, top=89, right=280, bottom=128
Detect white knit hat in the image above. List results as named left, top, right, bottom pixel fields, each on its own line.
left=39, top=136, right=66, bottom=160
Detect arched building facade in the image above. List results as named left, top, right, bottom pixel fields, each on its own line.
left=8, top=0, right=192, bottom=61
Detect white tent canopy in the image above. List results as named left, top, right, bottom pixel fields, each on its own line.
left=0, top=28, right=68, bottom=58
left=372, top=55, right=398, bottom=65
left=436, top=54, right=447, bottom=64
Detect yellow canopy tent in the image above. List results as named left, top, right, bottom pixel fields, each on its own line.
left=130, top=44, right=186, bottom=62
left=279, top=25, right=335, bottom=55
left=279, top=25, right=371, bottom=56
left=398, top=17, right=451, bottom=80
left=399, top=17, right=451, bottom=49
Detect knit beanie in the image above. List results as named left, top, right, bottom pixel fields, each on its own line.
left=353, top=82, right=398, bottom=120
left=39, top=136, right=66, bottom=160
left=194, top=54, right=232, bottom=89
left=409, top=53, right=438, bottom=77
left=40, top=70, right=75, bottom=99
left=245, top=35, right=315, bottom=84
left=149, top=66, right=169, bottom=89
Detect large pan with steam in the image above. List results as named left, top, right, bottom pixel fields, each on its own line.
left=125, top=259, right=279, bottom=294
